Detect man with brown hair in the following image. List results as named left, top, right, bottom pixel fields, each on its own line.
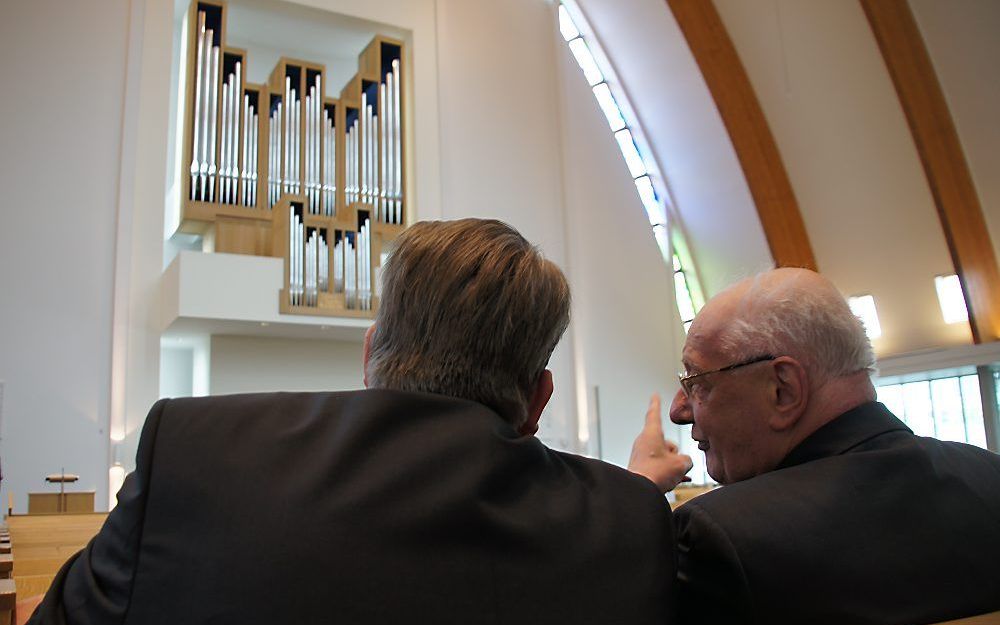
left=29, top=218, right=688, bottom=625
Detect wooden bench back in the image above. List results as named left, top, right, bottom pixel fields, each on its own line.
left=934, top=612, right=1000, bottom=624
left=6, top=513, right=107, bottom=598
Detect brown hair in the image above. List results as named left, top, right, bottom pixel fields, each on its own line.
left=366, top=219, right=571, bottom=427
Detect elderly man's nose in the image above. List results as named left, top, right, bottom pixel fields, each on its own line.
left=669, top=388, right=693, bottom=425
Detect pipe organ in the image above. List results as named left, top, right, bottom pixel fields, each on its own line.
left=179, top=0, right=406, bottom=318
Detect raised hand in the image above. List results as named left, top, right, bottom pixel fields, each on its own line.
left=628, top=393, right=694, bottom=494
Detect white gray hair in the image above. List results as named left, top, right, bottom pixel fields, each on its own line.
left=716, top=271, right=876, bottom=382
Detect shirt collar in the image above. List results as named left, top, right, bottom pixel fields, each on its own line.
left=777, top=401, right=912, bottom=470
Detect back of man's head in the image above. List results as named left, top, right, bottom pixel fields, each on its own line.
left=365, top=218, right=570, bottom=428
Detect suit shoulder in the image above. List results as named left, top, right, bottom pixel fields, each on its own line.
left=549, top=450, right=670, bottom=509
left=920, top=436, right=1000, bottom=461
left=161, top=390, right=349, bottom=409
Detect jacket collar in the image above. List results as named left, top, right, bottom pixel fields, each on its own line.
left=776, top=401, right=911, bottom=470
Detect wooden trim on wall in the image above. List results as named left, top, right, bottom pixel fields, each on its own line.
left=666, top=0, right=817, bottom=271
left=861, top=0, right=1000, bottom=344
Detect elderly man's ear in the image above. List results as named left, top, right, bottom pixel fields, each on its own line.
left=520, top=369, right=553, bottom=437
left=768, top=357, right=809, bottom=431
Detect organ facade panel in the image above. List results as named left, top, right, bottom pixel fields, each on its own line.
left=179, top=0, right=407, bottom=318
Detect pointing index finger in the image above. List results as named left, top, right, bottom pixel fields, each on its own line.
left=644, top=393, right=664, bottom=435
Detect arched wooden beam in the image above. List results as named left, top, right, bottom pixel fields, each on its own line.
left=861, top=0, right=1000, bottom=343
left=666, top=0, right=817, bottom=271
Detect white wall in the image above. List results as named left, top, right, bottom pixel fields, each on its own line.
left=160, top=345, right=194, bottom=398
left=554, top=27, right=686, bottom=466
left=0, top=0, right=129, bottom=512
left=175, top=0, right=689, bottom=460
left=209, top=336, right=364, bottom=395
left=714, top=0, right=972, bottom=357
left=112, top=0, right=176, bottom=509
left=572, top=0, right=774, bottom=298
left=2, top=0, right=731, bottom=504
left=909, top=0, right=1000, bottom=264
left=432, top=0, right=581, bottom=451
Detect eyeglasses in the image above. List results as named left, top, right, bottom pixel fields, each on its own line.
left=678, top=354, right=776, bottom=397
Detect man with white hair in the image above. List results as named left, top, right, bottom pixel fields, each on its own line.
left=630, top=267, right=1000, bottom=625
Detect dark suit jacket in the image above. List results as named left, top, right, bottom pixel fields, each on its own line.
left=674, top=401, right=1000, bottom=625
left=29, top=389, right=675, bottom=625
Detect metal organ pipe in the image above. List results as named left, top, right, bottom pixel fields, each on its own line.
left=366, top=100, right=373, bottom=207
left=220, top=74, right=230, bottom=204
left=190, top=11, right=205, bottom=200
left=283, top=77, right=290, bottom=194
left=305, top=84, right=313, bottom=212
left=224, top=69, right=231, bottom=202
left=320, top=233, right=329, bottom=294
left=293, top=81, right=299, bottom=196
left=288, top=209, right=294, bottom=305
left=289, top=208, right=305, bottom=306
left=229, top=61, right=241, bottom=203
left=270, top=101, right=281, bottom=207
left=345, top=234, right=355, bottom=309
left=379, top=82, right=387, bottom=223
left=370, top=104, right=377, bottom=210
left=346, top=120, right=355, bottom=205
left=322, top=108, right=334, bottom=216
left=366, top=101, right=371, bottom=206
left=207, top=44, right=220, bottom=202
left=392, top=59, right=401, bottom=224
left=308, top=86, right=311, bottom=207
left=306, top=229, right=316, bottom=306
left=201, top=29, right=212, bottom=199
left=360, top=93, right=368, bottom=206
left=305, top=88, right=311, bottom=211
left=334, top=234, right=344, bottom=293
left=268, top=104, right=275, bottom=206
left=360, top=218, right=371, bottom=309
left=356, top=117, right=360, bottom=206
left=305, top=88, right=311, bottom=210
left=241, top=93, right=249, bottom=205
left=385, top=71, right=393, bottom=223
left=240, top=91, right=257, bottom=208
left=310, top=82, right=316, bottom=212
left=201, top=23, right=215, bottom=201
left=315, top=77, right=321, bottom=211
left=311, top=74, right=321, bottom=214
left=250, top=109, right=258, bottom=206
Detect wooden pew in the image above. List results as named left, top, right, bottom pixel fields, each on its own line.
left=670, top=483, right=718, bottom=509
left=5, top=513, right=107, bottom=602
left=10, top=576, right=52, bottom=603
left=935, top=612, right=1000, bottom=624
left=0, top=578, right=16, bottom=625
left=0, top=524, right=12, bottom=625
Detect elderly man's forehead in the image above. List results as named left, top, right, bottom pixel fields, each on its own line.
left=682, top=305, right=731, bottom=364
left=682, top=267, right=841, bottom=357
left=691, top=286, right=742, bottom=331
left=681, top=276, right=765, bottom=362
left=691, top=269, right=833, bottom=324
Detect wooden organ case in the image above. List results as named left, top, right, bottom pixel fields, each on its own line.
left=178, top=0, right=407, bottom=318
